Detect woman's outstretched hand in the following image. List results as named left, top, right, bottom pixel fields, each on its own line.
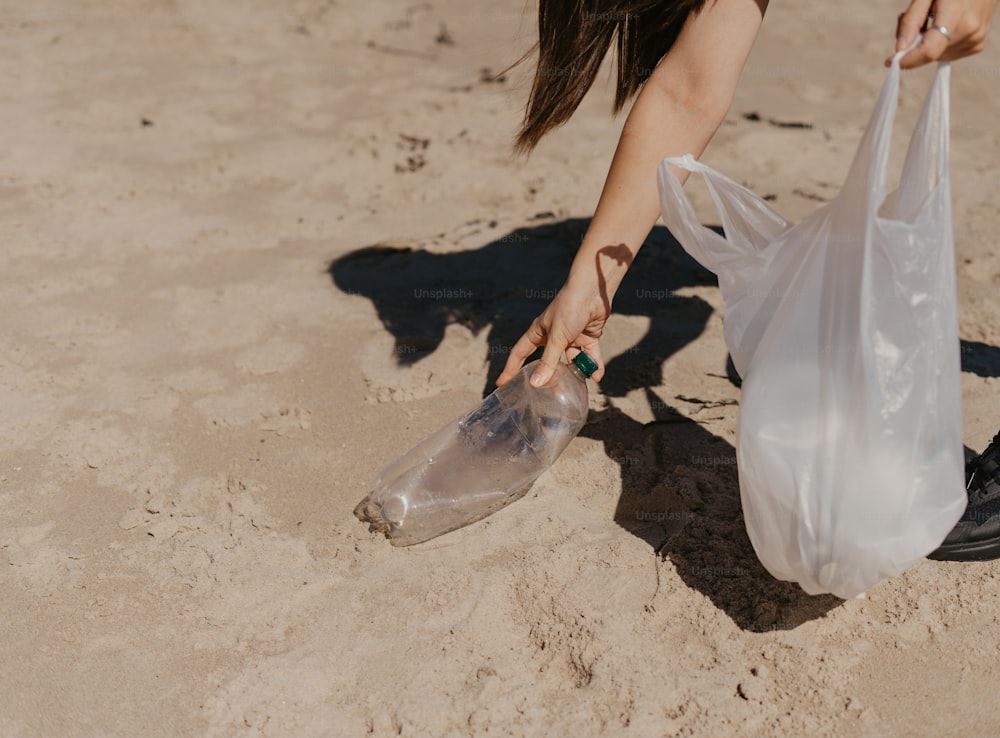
left=890, top=0, right=999, bottom=68
left=495, top=278, right=610, bottom=389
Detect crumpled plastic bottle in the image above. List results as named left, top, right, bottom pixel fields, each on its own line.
left=355, top=351, right=597, bottom=546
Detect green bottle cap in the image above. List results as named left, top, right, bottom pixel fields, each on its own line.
left=571, top=351, right=598, bottom=378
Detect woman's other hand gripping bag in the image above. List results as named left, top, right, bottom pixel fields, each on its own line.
left=657, top=52, right=966, bottom=600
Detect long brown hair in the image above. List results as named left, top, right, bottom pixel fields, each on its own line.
left=514, top=0, right=708, bottom=154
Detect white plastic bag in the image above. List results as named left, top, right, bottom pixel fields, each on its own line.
left=657, top=52, right=966, bottom=599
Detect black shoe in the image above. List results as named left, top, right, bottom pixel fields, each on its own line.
left=929, top=431, right=1000, bottom=562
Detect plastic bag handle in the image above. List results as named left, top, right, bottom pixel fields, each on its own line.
left=657, top=45, right=949, bottom=276
left=656, top=155, right=730, bottom=261
left=863, top=38, right=949, bottom=206
left=891, top=59, right=951, bottom=212
left=658, top=155, right=789, bottom=260
left=855, top=52, right=904, bottom=207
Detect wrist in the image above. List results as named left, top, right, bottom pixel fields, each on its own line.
left=567, top=240, right=635, bottom=301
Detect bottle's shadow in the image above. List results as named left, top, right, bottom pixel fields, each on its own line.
left=330, top=218, right=1000, bottom=631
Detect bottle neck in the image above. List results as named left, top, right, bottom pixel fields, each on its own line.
left=567, top=362, right=587, bottom=382
left=569, top=351, right=597, bottom=382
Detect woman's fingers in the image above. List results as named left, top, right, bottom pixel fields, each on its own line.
left=898, top=25, right=951, bottom=67
left=495, top=318, right=607, bottom=387
left=896, top=0, right=935, bottom=52
left=887, top=0, right=933, bottom=65
left=495, top=284, right=611, bottom=387
left=529, top=340, right=567, bottom=387
left=496, top=324, right=546, bottom=386
left=891, top=0, right=998, bottom=68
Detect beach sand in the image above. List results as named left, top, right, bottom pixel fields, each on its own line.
left=2, top=0, right=1000, bottom=735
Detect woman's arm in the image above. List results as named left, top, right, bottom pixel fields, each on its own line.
left=497, top=0, right=769, bottom=388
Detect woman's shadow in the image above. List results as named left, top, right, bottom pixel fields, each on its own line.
left=330, top=218, right=1000, bottom=629
left=330, top=217, right=722, bottom=398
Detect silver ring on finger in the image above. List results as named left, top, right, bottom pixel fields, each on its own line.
left=930, top=23, right=953, bottom=40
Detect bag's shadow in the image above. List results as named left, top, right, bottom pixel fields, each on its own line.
left=330, top=218, right=847, bottom=629
left=584, top=397, right=841, bottom=630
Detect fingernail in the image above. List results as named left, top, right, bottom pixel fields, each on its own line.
left=530, top=372, right=546, bottom=387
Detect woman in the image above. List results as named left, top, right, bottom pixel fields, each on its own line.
left=496, top=0, right=1000, bottom=561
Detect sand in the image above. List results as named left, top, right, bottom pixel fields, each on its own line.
left=2, top=0, right=1000, bottom=735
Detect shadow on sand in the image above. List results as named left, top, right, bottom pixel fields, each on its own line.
left=330, top=219, right=852, bottom=630
left=331, top=218, right=718, bottom=399
left=331, top=218, right=1000, bottom=629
